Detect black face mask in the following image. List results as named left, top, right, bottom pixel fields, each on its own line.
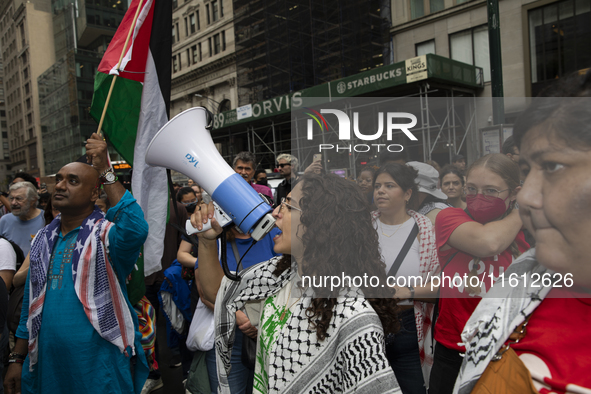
left=184, top=202, right=197, bottom=213
left=257, top=178, right=268, bottom=187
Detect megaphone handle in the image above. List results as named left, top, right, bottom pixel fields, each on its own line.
left=220, top=229, right=240, bottom=281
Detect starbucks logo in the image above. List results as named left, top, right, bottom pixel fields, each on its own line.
left=336, top=81, right=346, bottom=94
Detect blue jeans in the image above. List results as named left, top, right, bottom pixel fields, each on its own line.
left=206, top=329, right=254, bottom=394
left=386, top=308, right=426, bottom=394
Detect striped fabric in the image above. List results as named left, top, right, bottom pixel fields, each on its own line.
left=134, top=296, right=157, bottom=370
left=27, top=208, right=136, bottom=370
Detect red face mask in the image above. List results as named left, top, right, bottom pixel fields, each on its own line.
left=466, top=194, right=510, bottom=224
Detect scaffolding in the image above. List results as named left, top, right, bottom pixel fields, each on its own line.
left=233, top=0, right=390, bottom=106
left=211, top=82, right=480, bottom=178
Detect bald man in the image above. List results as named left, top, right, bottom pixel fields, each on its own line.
left=5, top=134, right=150, bottom=394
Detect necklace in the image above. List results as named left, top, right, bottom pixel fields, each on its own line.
left=280, top=281, right=304, bottom=322
left=379, top=218, right=404, bottom=238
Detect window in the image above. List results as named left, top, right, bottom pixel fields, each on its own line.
left=410, top=0, right=425, bottom=19
left=416, top=39, right=435, bottom=56
left=176, top=24, right=180, bottom=42
left=450, top=25, right=490, bottom=82
left=192, top=45, right=198, bottom=63
left=178, top=54, right=182, bottom=71
left=173, top=56, right=178, bottom=72
left=172, top=25, right=176, bottom=44
left=26, top=98, right=30, bottom=110
left=212, top=0, right=219, bottom=21
left=184, top=18, right=188, bottom=36
left=206, top=4, right=210, bottom=24
left=528, top=0, right=591, bottom=96
left=172, top=0, right=177, bottom=8
left=190, top=13, right=196, bottom=33
left=196, top=11, right=200, bottom=30
left=430, top=0, right=444, bottom=13
left=24, top=83, right=29, bottom=95
left=208, top=37, right=212, bottom=56
left=221, top=30, right=226, bottom=51
left=198, top=43, right=202, bottom=61
left=187, top=48, right=191, bottom=65
left=213, top=34, right=220, bottom=54
left=220, top=0, right=224, bottom=17
left=23, top=67, right=28, bottom=80
left=410, top=0, right=445, bottom=19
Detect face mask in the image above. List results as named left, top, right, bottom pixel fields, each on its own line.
left=466, top=194, right=510, bottom=224
left=183, top=202, right=197, bottom=213
left=257, top=178, right=268, bottom=187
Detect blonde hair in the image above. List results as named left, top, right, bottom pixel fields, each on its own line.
left=276, top=153, right=298, bottom=171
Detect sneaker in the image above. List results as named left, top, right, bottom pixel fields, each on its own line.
left=141, top=378, right=164, bottom=394
left=169, top=355, right=182, bottom=368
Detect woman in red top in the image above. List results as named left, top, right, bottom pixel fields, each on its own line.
left=429, top=153, right=529, bottom=394
left=453, top=71, right=591, bottom=394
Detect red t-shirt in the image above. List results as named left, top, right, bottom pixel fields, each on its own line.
left=434, top=208, right=529, bottom=352
left=511, top=289, right=591, bottom=393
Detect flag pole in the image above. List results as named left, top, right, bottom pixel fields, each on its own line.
left=95, top=0, right=145, bottom=138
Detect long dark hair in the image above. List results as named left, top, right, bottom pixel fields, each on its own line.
left=373, top=163, right=419, bottom=210
left=273, top=173, right=399, bottom=340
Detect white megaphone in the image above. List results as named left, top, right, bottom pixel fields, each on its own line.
left=145, top=107, right=276, bottom=241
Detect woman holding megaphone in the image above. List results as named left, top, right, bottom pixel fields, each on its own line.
left=192, top=173, right=402, bottom=394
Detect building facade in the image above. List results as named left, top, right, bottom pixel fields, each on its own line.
left=170, top=0, right=237, bottom=120
left=39, top=0, right=126, bottom=176
left=0, top=53, right=9, bottom=190
left=0, top=0, right=55, bottom=178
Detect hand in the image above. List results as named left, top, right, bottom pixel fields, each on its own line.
left=189, top=201, right=222, bottom=240
left=304, top=160, right=322, bottom=175
left=85, top=133, right=110, bottom=173
left=4, top=363, right=22, bottom=394
left=236, top=310, right=257, bottom=339
left=392, top=286, right=412, bottom=301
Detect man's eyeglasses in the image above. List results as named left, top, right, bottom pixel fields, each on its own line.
left=279, top=197, right=301, bottom=213
left=464, top=186, right=510, bottom=201
left=277, top=163, right=291, bottom=168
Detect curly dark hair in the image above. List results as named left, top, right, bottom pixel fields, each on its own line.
left=273, top=173, right=399, bottom=340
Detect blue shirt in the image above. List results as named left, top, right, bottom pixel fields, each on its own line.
left=195, top=227, right=281, bottom=271
left=16, top=191, right=149, bottom=394
left=0, top=211, right=45, bottom=257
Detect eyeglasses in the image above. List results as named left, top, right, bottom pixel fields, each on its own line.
left=276, top=163, right=291, bottom=168
left=279, top=197, right=301, bottom=213
left=464, top=186, right=510, bottom=200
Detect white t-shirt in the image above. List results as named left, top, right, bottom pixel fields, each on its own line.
left=375, top=217, right=420, bottom=305
left=0, top=238, right=17, bottom=272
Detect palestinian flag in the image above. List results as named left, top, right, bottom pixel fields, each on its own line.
left=90, top=0, right=171, bottom=277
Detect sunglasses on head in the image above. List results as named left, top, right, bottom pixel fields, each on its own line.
left=277, top=163, right=291, bottom=168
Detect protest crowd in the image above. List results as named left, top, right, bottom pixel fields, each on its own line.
left=0, top=71, right=588, bottom=394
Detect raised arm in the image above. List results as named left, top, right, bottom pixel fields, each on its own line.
left=189, top=202, right=224, bottom=305
left=444, top=209, right=522, bottom=257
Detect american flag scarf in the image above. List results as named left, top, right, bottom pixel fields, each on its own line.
left=27, top=207, right=136, bottom=370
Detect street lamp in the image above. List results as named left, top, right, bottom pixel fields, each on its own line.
left=194, top=94, right=230, bottom=114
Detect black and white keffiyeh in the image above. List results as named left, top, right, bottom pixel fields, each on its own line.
left=453, top=249, right=551, bottom=394
left=213, top=257, right=401, bottom=394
